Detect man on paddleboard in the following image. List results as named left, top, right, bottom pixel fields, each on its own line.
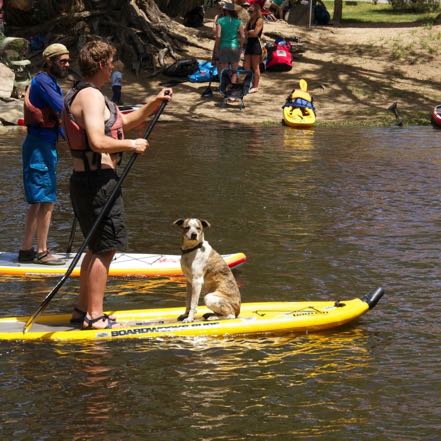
left=63, top=39, right=172, bottom=330
left=19, top=43, right=71, bottom=265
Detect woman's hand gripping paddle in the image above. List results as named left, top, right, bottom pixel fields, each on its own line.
left=23, top=98, right=170, bottom=334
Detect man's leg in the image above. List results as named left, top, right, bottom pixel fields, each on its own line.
left=21, top=203, right=39, bottom=251
left=36, top=202, right=54, bottom=254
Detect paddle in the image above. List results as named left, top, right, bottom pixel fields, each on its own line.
left=23, top=98, right=169, bottom=334
left=66, top=216, right=77, bottom=254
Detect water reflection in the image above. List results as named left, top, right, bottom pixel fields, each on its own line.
left=0, top=125, right=440, bottom=439
left=283, top=129, right=315, bottom=162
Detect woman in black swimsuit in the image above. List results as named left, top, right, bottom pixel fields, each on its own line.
left=244, top=4, right=264, bottom=93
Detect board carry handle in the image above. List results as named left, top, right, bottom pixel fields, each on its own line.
left=23, top=97, right=170, bottom=334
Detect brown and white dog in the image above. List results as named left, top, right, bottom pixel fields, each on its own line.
left=173, top=218, right=241, bottom=322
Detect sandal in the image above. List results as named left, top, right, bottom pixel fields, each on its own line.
left=82, top=314, right=117, bottom=330
left=34, top=250, right=65, bottom=265
left=70, top=307, right=86, bottom=324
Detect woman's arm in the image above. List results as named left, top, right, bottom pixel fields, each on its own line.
left=238, top=23, right=245, bottom=49
left=247, top=18, right=263, bottom=38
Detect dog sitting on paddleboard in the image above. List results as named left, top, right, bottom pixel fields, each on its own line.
left=173, top=218, right=241, bottom=322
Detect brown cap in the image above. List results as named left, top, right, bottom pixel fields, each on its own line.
left=42, top=43, right=69, bottom=59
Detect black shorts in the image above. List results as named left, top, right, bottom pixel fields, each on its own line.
left=70, top=169, right=128, bottom=254
left=245, top=38, right=262, bottom=56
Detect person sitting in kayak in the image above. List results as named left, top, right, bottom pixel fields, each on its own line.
left=63, top=39, right=172, bottom=330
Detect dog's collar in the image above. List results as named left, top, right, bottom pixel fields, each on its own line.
left=181, top=242, right=204, bottom=255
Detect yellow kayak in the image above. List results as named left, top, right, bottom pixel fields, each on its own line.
left=282, top=79, right=316, bottom=128
left=0, top=288, right=384, bottom=341
left=0, top=251, right=246, bottom=278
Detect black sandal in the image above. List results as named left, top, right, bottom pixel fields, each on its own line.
left=81, top=314, right=117, bottom=330
left=70, top=307, right=86, bottom=324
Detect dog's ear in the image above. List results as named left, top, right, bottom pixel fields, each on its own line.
left=200, top=219, right=211, bottom=229
left=173, top=218, right=185, bottom=228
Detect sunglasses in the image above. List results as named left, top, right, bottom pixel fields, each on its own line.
left=249, top=9, right=255, bottom=12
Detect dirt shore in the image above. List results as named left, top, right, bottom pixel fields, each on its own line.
left=120, top=18, right=441, bottom=126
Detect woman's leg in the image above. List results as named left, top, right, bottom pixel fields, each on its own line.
left=250, top=54, right=261, bottom=89
left=243, top=54, right=251, bottom=71
left=231, top=61, right=239, bottom=84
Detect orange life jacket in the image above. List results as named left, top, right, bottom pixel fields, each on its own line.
left=24, top=85, right=59, bottom=128
left=62, top=81, right=124, bottom=168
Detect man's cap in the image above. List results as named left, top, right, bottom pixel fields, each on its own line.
left=42, top=43, right=69, bottom=59
left=223, top=2, right=235, bottom=10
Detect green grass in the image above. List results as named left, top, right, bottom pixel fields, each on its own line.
left=323, top=1, right=440, bottom=24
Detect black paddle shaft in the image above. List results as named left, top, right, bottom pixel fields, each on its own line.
left=23, top=99, right=169, bottom=333
left=66, top=216, right=77, bottom=254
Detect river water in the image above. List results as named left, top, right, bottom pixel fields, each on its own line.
left=0, top=123, right=440, bottom=440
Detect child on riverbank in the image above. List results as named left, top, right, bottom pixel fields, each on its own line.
left=111, top=60, right=124, bottom=104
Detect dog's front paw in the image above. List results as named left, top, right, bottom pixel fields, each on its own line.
left=177, top=313, right=189, bottom=322
left=182, top=316, right=195, bottom=323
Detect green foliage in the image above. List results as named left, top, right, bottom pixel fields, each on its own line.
left=323, top=0, right=440, bottom=23
left=388, top=0, right=440, bottom=13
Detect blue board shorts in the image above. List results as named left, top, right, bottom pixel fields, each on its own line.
left=22, top=133, right=58, bottom=204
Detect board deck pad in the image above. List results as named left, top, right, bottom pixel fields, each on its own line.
left=0, top=251, right=246, bottom=278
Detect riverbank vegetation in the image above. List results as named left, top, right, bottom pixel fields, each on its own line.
left=324, top=1, right=440, bottom=24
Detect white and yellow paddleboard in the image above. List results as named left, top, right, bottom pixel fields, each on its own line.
left=0, top=288, right=384, bottom=341
left=0, top=251, right=246, bottom=278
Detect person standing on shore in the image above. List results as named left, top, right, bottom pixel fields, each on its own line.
left=244, top=4, right=264, bottom=93
left=19, top=43, right=71, bottom=265
left=63, top=39, right=172, bottom=330
left=215, top=2, right=245, bottom=81
left=111, top=60, right=124, bottom=105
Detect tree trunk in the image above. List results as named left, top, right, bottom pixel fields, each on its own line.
left=5, top=0, right=196, bottom=73
left=333, top=0, right=343, bottom=24
left=155, top=0, right=204, bottom=18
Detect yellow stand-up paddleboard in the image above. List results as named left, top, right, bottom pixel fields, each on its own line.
left=0, top=251, right=246, bottom=278
left=282, top=79, right=316, bottom=128
left=0, top=288, right=384, bottom=342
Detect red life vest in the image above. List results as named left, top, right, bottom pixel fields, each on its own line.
left=62, top=81, right=124, bottom=163
left=24, top=85, right=59, bottom=128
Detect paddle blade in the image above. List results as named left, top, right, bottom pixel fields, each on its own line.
left=23, top=277, right=65, bottom=333
left=299, top=79, right=308, bottom=92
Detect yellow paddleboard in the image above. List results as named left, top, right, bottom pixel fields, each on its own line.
left=0, top=288, right=384, bottom=341
left=0, top=251, right=246, bottom=278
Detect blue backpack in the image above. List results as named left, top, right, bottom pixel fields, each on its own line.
left=188, top=60, right=218, bottom=83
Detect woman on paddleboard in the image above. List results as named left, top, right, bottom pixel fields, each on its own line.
left=62, top=40, right=172, bottom=330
